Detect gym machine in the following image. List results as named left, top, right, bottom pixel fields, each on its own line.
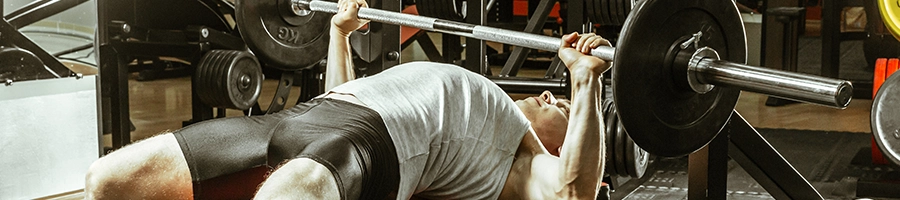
left=243, top=0, right=854, bottom=198
left=97, top=0, right=259, bottom=149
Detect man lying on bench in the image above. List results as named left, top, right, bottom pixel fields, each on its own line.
left=84, top=0, right=611, bottom=199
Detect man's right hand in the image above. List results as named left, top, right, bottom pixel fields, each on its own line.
left=558, top=32, right=611, bottom=77
left=331, top=0, right=370, bottom=37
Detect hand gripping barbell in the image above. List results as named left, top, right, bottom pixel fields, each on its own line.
left=251, top=0, right=853, bottom=157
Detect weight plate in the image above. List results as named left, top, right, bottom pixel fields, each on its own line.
left=211, top=51, right=234, bottom=107
left=613, top=108, right=628, bottom=176
left=613, top=0, right=745, bottom=157
left=195, top=51, right=223, bottom=108
left=604, top=100, right=619, bottom=175
left=609, top=0, right=620, bottom=25
left=601, top=0, right=614, bottom=25
left=226, top=51, right=264, bottom=110
left=873, top=73, right=900, bottom=165
left=199, top=50, right=227, bottom=107
left=624, top=130, right=650, bottom=178
left=235, top=0, right=334, bottom=70
left=623, top=122, right=635, bottom=177
left=195, top=50, right=263, bottom=110
left=878, top=0, right=900, bottom=41
left=632, top=131, right=650, bottom=178
left=585, top=0, right=601, bottom=24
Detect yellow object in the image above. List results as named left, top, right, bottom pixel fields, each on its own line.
left=880, top=0, right=900, bottom=41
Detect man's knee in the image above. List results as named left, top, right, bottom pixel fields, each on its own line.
left=84, top=134, right=191, bottom=199
left=84, top=154, right=126, bottom=199
left=254, top=158, right=340, bottom=200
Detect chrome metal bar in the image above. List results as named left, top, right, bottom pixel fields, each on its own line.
left=302, top=0, right=617, bottom=60
left=297, top=0, right=850, bottom=108
left=490, top=77, right=567, bottom=94
left=696, top=59, right=853, bottom=108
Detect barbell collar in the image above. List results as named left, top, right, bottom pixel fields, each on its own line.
left=298, top=0, right=851, bottom=108
left=694, top=58, right=853, bottom=108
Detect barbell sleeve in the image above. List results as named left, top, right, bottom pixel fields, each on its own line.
left=299, top=0, right=851, bottom=108
left=696, top=59, right=853, bottom=108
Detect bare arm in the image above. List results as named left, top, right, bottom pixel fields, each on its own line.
left=325, top=0, right=369, bottom=91
left=526, top=33, right=609, bottom=199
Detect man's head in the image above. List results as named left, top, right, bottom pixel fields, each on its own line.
left=515, top=91, right=571, bottom=156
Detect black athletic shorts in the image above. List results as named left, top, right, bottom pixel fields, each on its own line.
left=173, top=98, right=399, bottom=199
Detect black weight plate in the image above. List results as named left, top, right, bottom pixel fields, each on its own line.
left=226, top=51, right=263, bottom=110
left=623, top=0, right=635, bottom=19
left=198, top=50, right=228, bottom=107
left=193, top=52, right=213, bottom=104
left=590, top=0, right=608, bottom=25
left=613, top=0, right=745, bottom=157
left=235, top=0, right=334, bottom=70
left=873, top=73, right=900, bottom=165
left=584, top=0, right=598, bottom=24
left=210, top=51, right=234, bottom=107
left=609, top=0, right=620, bottom=25
left=624, top=129, right=650, bottom=178
left=631, top=133, right=650, bottom=178
left=623, top=121, right=636, bottom=177
left=600, top=0, right=612, bottom=25
left=604, top=100, right=619, bottom=175
left=613, top=109, right=627, bottom=176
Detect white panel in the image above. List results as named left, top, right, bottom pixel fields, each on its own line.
left=0, top=76, right=99, bottom=199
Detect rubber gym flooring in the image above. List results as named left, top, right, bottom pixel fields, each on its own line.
left=611, top=128, right=898, bottom=199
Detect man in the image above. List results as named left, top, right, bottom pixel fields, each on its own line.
left=84, top=0, right=611, bottom=199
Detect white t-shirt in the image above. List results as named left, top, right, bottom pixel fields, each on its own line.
left=331, top=62, right=532, bottom=199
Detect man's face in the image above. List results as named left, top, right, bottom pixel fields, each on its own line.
left=515, top=91, right=570, bottom=156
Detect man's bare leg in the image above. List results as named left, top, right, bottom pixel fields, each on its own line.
left=254, top=158, right=340, bottom=200
left=84, top=133, right=192, bottom=199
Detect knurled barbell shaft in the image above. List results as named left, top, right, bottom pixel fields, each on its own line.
left=299, top=0, right=852, bottom=108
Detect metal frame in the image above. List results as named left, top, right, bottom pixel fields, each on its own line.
left=686, top=111, right=824, bottom=199
left=0, top=0, right=86, bottom=82
left=97, top=0, right=245, bottom=150
left=499, top=0, right=560, bottom=77
left=351, top=0, right=402, bottom=77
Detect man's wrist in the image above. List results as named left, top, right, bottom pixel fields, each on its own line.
left=330, top=26, right=352, bottom=38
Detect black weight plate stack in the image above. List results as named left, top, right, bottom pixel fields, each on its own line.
left=585, top=0, right=602, bottom=25
left=600, top=0, right=613, bottom=26
left=416, top=0, right=465, bottom=22
left=195, top=50, right=263, bottom=110
left=626, top=131, right=650, bottom=178
left=603, top=100, right=619, bottom=175
left=609, top=0, right=620, bottom=25
left=235, top=0, right=334, bottom=70
left=613, top=0, right=745, bottom=157
left=613, top=109, right=627, bottom=176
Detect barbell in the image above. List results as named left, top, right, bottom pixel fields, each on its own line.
left=238, top=0, right=854, bottom=157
